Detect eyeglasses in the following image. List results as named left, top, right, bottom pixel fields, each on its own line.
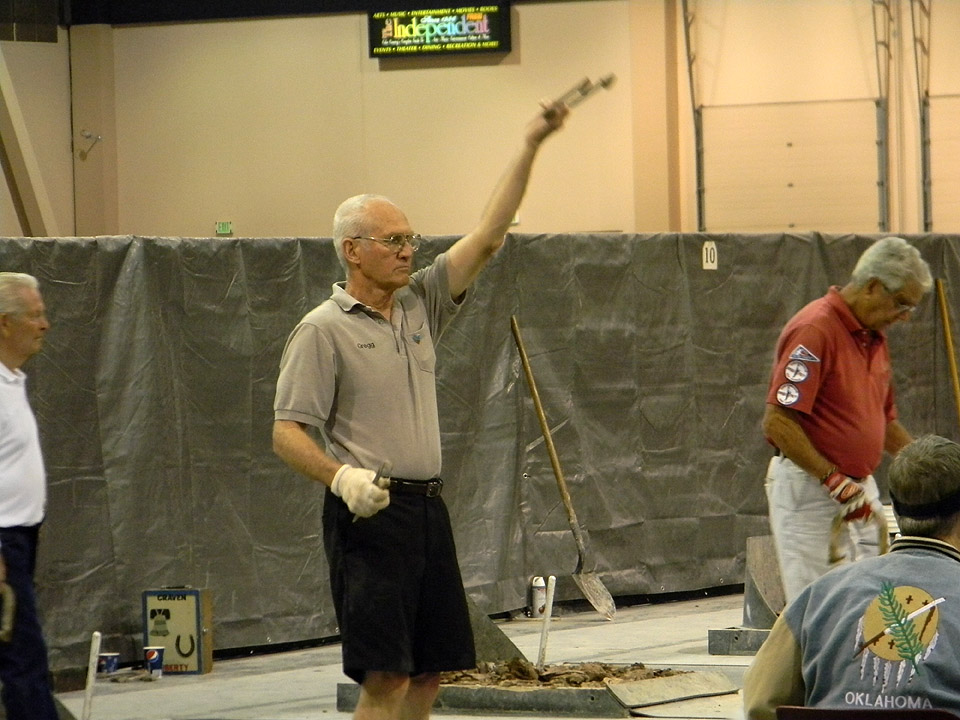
left=352, top=233, right=422, bottom=254
left=880, top=282, right=918, bottom=315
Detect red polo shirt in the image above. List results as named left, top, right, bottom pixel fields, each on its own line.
left=766, top=287, right=896, bottom=478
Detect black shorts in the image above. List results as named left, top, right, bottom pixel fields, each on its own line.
left=323, top=487, right=476, bottom=684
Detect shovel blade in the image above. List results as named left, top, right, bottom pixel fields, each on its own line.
left=573, top=572, right=616, bottom=620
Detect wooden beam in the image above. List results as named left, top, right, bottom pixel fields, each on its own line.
left=0, top=45, right=59, bottom=236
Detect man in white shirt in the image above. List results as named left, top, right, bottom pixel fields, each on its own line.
left=0, top=272, right=58, bottom=720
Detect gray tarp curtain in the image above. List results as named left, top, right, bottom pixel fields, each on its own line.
left=1, top=233, right=957, bottom=672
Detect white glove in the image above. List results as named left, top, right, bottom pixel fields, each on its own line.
left=331, top=465, right=390, bottom=518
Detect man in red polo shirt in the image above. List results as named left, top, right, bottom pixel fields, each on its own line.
left=763, top=236, right=932, bottom=602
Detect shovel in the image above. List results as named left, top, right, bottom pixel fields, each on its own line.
left=511, top=315, right=616, bottom=620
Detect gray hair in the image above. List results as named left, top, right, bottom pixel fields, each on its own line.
left=0, top=272, right=39, bottom=315
left=890, top=434, right=960, bottom=537
left=331, top=194, right=396, bottom=274
left=849, top=236, right=933, bottom=293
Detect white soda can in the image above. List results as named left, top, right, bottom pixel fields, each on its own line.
left=529, top=576, right=547, bottom=618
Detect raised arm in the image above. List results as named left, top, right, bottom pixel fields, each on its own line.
left=445, top=102, right=569, bottom=299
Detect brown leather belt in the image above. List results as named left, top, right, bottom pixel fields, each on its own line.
left=388, top=478, right=443, bottom=498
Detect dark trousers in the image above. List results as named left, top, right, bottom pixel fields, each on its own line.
left=0, top=526, right=58, bottom=720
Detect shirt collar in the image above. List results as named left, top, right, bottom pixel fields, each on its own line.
left=825, top=286, right=884, bottom=346
left=890, top=535, right=960, bottom=564
left=330, top=282, right=363, bottom=312
left=0, top=362, right=25, bottom=384
left=330, top=281, right=398, bottom=319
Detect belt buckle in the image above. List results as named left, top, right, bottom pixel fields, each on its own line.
left=425, top=480, right=442, bottom=498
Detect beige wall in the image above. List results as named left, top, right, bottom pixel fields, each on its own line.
left=69, top=24, right=118, bottom=237
left=691, top=0, right=877, bottom=106
left=685, top=0, right=952, bottom=233
left=3, top=1, right=960, bottom=239
left=76, top=3, right=639, bottom=238
left=928, top=2, right=960, bottom=229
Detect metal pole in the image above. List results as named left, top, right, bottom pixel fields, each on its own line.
left=875, top=99, right=889, bottom=233
left=680, top=0, right=705, bottom=231
left=911, top=0, right=933, bottom=230
left=871, top=0, right=891, bottom=233
left=919, top=97, right=932, bottom=231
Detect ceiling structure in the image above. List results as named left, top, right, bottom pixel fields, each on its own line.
left=62, top=1, right=520, bottom=26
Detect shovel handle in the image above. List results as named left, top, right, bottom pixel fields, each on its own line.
left=936, top=279, right=960, bottom=433
left=511, top=316, right=588, bottom=552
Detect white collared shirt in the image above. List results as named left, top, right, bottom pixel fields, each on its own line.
left=0, top=362, right=47, bottom=527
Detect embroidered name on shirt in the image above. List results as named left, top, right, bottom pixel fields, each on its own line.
left=357, top=342, right=375, bottom=349
left=844, top=692, right=934, bottom=710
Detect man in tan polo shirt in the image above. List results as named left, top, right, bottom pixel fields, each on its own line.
left=273, top=100, right=569, bottom=720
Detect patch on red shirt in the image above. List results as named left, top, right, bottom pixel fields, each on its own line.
left=776, top=383, right=801, bottom=406
left=784, top=360, right=809, bottom=382
left=789, top=344, right=820, bottom=362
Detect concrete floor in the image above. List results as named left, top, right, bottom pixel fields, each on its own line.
left=57, top=591, right=752, bottom=720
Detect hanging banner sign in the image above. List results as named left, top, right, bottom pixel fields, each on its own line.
left=368, top=4, right=511, bottom=57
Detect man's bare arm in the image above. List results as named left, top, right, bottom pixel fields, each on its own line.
left=762, top=404, right=835, bottom=480
left=884, top=419, right=913, bottom=456
left=272, top=419, right=341, bottom=486
left=445, top=103, right=568, bottom=299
